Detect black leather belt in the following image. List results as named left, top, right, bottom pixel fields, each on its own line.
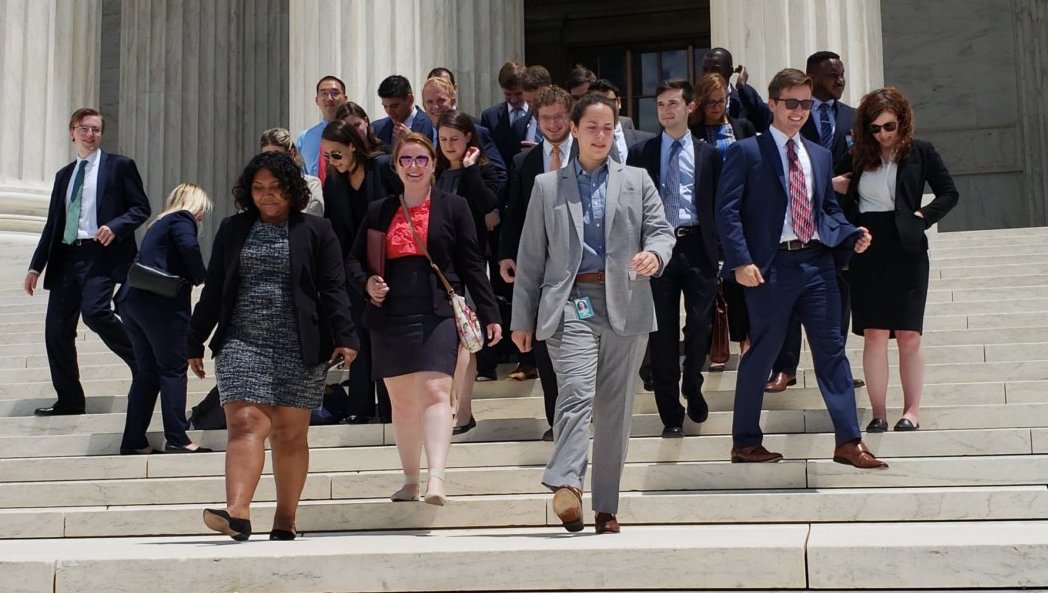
left=675, top=226, right=699, bottom=238
left=65, top=239, right=95, bottom=247
left=778, top=239, right=821, bottom=251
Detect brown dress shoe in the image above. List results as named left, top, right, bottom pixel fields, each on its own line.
left=595, top=512, right=620, bottom=534
left=506, top=364, right=538, bottom=381
left=833, top=439, right=889, bottom=469
left=730, top=444, right=784, bottom=463
left=552, top=486, right=584, bottom=532
left=764, top=372, right=796, bottom=393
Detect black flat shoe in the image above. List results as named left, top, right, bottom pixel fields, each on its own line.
left=34, top=406, right=85, bottom=416
left=452, top=416, right=477, bottom=435
left=866, top=418, right=888, bottom=433
left=686, top=393, right=709, bottom=424
left=120, top=447, right=159, bottom=455
left=661, top=426, right=684, bottom=438
left=893, top=418, right=920, bottom=431
left=203, top=508, right=251, bottom=541
left=269, top=527, right=297, bottom=541
left=165, top=444, right=214, bottom=453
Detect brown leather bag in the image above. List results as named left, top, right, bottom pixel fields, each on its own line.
left=709, top=282, right=730, bottom=365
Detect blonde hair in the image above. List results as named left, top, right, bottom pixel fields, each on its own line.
left=422, top=76, right=457, bottom=100
left=259, top=127, right=304, bottom=168
left=154, top=183, right=213, bottom=226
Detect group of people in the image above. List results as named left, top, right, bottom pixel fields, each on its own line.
left=23, top=46, right=957, bottom=539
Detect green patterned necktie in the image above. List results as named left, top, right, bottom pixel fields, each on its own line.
left=63, top=160, right=88, bottom=245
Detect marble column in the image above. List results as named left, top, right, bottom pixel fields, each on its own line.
left=1014, top=0, right=1048, bottom=227
left=0, top=0, right=100, bottom=237
left=289, top=0, right=525, bottom=136
left=117, top=0, right=289, bottom=242
left=709, top=0, right=884, bottom=107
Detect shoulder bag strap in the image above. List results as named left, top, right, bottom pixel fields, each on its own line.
left=398, top=196, right=456, bottom=298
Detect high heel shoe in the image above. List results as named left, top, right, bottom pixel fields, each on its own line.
left=424, top=470, right=447, bottom=506
left=269, top=524, right=297, bottom=540
left=203, top=508, right=251, bottom=541
left=391, top=475, right=420, bottom=502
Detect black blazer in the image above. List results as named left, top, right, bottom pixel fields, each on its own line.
left=30, top=152, right=151, bottom=288
left=372, top=106, right=434, bottom=147
left=188, top=212, right=358, bottom=364
left=729, top=84, right=772, bottom=132
left=437, top=163, right=502, bottom=256
left=323, top=161, right=393, bottom=259
left=480, top=102, right=530, bottom=164
left=801, top=100, right=857, bottom=167
left=627, top=134, right=722, bottom=269
left=838, top=139, right=959, bottom=254
left=346, top=187, right=500, bottom=330
left=119, top=210, right=207, bottom=307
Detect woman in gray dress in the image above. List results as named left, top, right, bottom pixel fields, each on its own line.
left=188, top=151, right=358, bottom=541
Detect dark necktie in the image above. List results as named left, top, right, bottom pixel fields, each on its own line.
left=663, top=140, right=683, bottom=228
left=63, top=160, right=88, bottom=245
left=787, top=138, right=814, bottom=243
left=510, top=107, right=524, bottom=125
left=819, top=103, right=834, bottom=150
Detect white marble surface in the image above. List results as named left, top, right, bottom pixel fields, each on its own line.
left=807, top=455, right=1048, bottom=488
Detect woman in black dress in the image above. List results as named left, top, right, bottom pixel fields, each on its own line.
left=347, top=133, right=501, bottom=505
left=834, top=87, right=958, bottom=432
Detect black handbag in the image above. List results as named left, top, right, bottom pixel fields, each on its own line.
left=126, top=260, right=186, bottom=298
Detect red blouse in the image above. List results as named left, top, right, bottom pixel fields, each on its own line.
left=386, top=197, right=431, bottom=259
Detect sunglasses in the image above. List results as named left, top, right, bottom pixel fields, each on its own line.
left=398, top=155, right=431, bottom=168
left=869, top=121, right=899, bottom=134
left=324, top=151, right=345, bottom=161
left=774, top=98, right=813, bottom=111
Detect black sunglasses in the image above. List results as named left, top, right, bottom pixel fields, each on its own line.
left=869, top=121, right=899, bottom=134
left=774, top=98, right=813, bottom=111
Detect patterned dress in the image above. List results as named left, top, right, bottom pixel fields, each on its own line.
left=215, top=220, right=326, bottom=409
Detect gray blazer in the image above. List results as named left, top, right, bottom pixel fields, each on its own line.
left=511, top=159, right=675, bottom=341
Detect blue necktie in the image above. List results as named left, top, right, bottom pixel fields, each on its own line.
left=510, top=107, right=524, bottom=125
left=819, top=103, right=834, bottom=150
left=663, top=140, right=682, bottom=228
left=63, top=160, right=88, bottom=244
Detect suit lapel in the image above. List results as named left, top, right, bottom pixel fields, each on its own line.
left=410, top=106, right=427, bottom=133
left=604, top=160, right=623, bottom=246
left=759, top=133, right=789, bottom=199
left=560, top=166, right=584, bottom=246
left=894, top=148, right=920, bottom=209
left=95, top=152, right=109, bottom=213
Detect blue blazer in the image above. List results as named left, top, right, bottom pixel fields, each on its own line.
left=480, top=102, right=530, bottom=163
left=119, top=210, right=207, bottom=308
left=371, top=105, right=434, bottom=147
left=30, top=152, right=151, bottom=288
left=716, top=133, right=860, bottom=276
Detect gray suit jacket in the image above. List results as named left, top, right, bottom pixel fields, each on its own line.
left=511, top=159, right=675, bottom=341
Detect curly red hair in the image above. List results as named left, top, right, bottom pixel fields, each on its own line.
left=851, top=87, right=915, bottom=172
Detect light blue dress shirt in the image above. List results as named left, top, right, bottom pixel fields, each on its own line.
left=295, top=120, right=329, bottom=176
left=659, top=131, right=697, bottom=227
left=574, top=159, right=608, bottom=273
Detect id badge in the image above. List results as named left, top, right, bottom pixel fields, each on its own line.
left=572, top=296, right=595, bottom=320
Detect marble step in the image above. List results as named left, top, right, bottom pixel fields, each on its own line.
left=4, top=485, right=1047, bottom=540
left=0, top=362, right=215, bottom=383
left=0, top=428, right=1033, bottom=484
left=0, top=376, right=217, bottom=399
left=928, top=273, right=1048, bottom=290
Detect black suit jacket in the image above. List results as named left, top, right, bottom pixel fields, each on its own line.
left=611, top=127, right=656, bottom=163
left=30, top=152, right=151, bottom=288
left=117, top=210, right=207, bottom=306
left=480, top=102, right=530, bottom=164
left=372, top=106, right=434, bottom=147
left=627, top=135, right=721, bottom=269
left=801, top=100, right=857, bottom=167
left=188, top=212, right=358, bottom=364
left=346, top=187, right=500, bottom=330
left=838, top=139, right=959, bottom=254
left=729, top=85, right=772, bottom=132
left=323, top=160, right=394, bottom=259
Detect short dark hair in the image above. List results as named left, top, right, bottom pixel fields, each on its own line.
left=69, top=107, right=104, bottom=133
left=435, top=110, right=490, bottom=175
left=655, top=79, right=694, bottom=104
left=588, top=78, right=621, bottom=99
left=321, top=120, right=379, bottom=172
left=497, top=61, right=526, bottom=89
left=316, top=75, right=346, bottom=95
left=377, top=75, right=412, bottom=99
left=806, top=51, right=842, bottom=74
left=706, top=47, right=733, bottom=63
left=768, top=68, right=813, bottom=100
left=334, top=102, right=384, bottom=151
left=521, top=65, right=552, bottom=91
left=570, top=93, right=618, bottom=125
left=232, top=151, right=311, bottom=214
left=427, top=67, right=456, bottom=86
left=565, top=64, right=597, bottom=89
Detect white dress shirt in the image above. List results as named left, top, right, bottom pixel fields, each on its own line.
left=768, top=126, right=819, bottom=243
left=857, top=160, right=898, bottom=213
left=66, top=149, right=102, bottom=239
left=612, top=123, right=628, bottom=163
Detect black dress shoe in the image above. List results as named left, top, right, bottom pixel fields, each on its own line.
left=165, top=444, right=214, bottom=453
left=452, top=415, right=476, bottom=435
left=203, top=508, right=251, bottom=541
left=866, top=418, right=889, bottom=433
left=641, top=375, right=654, bottom=392
left=661, top=426, right=684, bottom=438
left=34, top=406, right=85, bottom=417
left=853, top=379, right=866, bottom=388
left=269, top=527, right=297, bottom=540
left=343, top=414, right=371, bottom=425
left=686, top=393, right=709, bottom=424
left=120, top=447, right=160, bottom=455
left=893, top=418, right=920, bottom=431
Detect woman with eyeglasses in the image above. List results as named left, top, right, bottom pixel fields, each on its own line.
left=347, top=133, right=502, bottom=505
left=320, top=120, right=392, bottom=424
left=690, top=72, right=757, bottom=358
left=259, top=128, right=325, bottom=216
left=833, top=87, right=958, bottom=433
left=434, top=110, right=503, bottom=433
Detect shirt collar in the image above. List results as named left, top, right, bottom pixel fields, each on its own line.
left=404, top=106, right=418, bottom=129
left=507, top=101, right=528, bottom=114
left=574, top=157, right=609, bottom=178
left=812, top=97, right=836, bottom=111
left=77, top=149, right=102, bottom=166
left=660, top=130, right=692, bottom=152
left=543, top=135, right=572, bottom=158
left=768, top=125, right=799, bottom=149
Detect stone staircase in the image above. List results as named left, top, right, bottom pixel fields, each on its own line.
left=2, top=227, right=1048, bottom=592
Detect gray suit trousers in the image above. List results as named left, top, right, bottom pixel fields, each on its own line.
left=541, top=283, right=647, bottom=514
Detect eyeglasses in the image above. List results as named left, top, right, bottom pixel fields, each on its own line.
left=774, top=98, right=813, bottom=111
left=318, top=90, right=343, bottom=99
left=74, top=125, right=102, bottom=135
left=398, top=155, right=431, bottom=168
left=703, top=98, right=726, bottom=107
left=325, top=151, right=345, bottom=161
left=538, top=114, right=568, bottom=124
left=869, top=121, right=899, bottom=134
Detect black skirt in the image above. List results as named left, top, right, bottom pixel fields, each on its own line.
left=849, top=211, right=930, bottom=336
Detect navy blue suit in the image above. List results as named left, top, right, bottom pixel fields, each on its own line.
left=480, top=102, right=530, bottom=164
left=371, top=105, right=434, bottom=148
left=716, top=132, right=862, bottom=447
left=117, top=211, right=206, bottom=451
left=30, top=152, right=151, bottom=412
